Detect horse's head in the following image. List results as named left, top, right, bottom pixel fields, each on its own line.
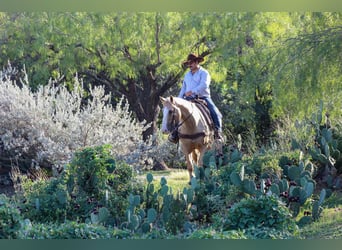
left=160, top=96, right=181, bottom=134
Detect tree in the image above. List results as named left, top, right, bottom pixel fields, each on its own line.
left=274, top=12, right=342, bottom=120
left=211, top=12, right=342, bottom=147
left=0, top=12, right=341, bottom=148
left=0, top=12, right=227, bottom=141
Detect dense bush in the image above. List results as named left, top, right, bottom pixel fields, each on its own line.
left=223, top=195, right=298, bottom=233
left=243, top=226, right=299, bottom=239
left=66, top=145, right=142, bottom=224
left=18, top=177, right=70, bottom=223
left=67, top=145, right=121, bottom=200
left=0, top=63, right=151, bottom=174
left=0, top=194, right=22, bottom=239
left=17, top=221, right=114, bottom=239
left=15, top=145, right=144, bottom=225
left=246, top=154, right=283, bottom=178
left=186, top=228, right=247, bottom=239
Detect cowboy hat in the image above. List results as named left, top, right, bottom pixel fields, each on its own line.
left=182, top=53, right=204, bottom=66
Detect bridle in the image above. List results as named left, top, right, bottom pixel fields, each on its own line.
left=168, top=107, right=191, bottom=133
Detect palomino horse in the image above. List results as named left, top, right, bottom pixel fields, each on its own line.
left=160, top=96, right=220, bottom=182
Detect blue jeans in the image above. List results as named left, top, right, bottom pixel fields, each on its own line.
left=200, top=97, right=222, bottom=132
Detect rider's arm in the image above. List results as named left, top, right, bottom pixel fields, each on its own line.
left=178, top=80, right=186, bottom=98
left=192, top=69, right=211, bottom=97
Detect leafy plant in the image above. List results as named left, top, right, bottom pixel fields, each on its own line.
left=223, top=195, right=298, bottom=233
left=66, top=145, right=140, bottom=224
left=17, top=221, right=113, bottom=239
left=15, top=145, right=142, bottom=226
left=187, top=227, right=247, bottom=239
left=292, top=102, right=342, bottom=189
left=67, top=145, right=117, bottom=199
left=0, top=194, right=22, bottom=239
left=18, top=177, right=70, bottom=223
left=121, top=174, right=189, bottom=235
left=244, top=226, right=299, bottom=239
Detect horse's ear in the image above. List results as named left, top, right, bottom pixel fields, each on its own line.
left=160, top=96, right=166, bottom=104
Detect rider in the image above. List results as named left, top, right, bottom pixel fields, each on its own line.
left=178, top=53, right=223, bottom=140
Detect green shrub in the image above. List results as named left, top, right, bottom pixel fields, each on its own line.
left=224, top=195, right=298, bottom=232
left=67, top=145, right=117, bottom=199
left=278, top=151, right=301, bottom=169
left=0, top=194, right=22, bottom=239
left=18, top=177, right=70, bottom=223
left=66, top=145, right=142, bottom=224
left=17, top=221, right=113, bottom=239
left=16, top=145, right=143, bottom=225
left=187, top=228, right=247, bottom=239
left=244, top=226, right=299, bottom=239
left=246, top=154, right=282, bottom=178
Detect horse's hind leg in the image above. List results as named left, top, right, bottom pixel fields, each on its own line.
left=192, top=150, right=199, bottom=166
left=197, top=146, right=207, bottom=167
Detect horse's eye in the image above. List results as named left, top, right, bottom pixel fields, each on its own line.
left=168, top=110, right=173, bottom=114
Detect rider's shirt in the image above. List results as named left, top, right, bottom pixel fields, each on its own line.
left=178, top=66, right=211, bottom=98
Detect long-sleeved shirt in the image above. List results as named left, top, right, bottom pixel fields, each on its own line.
left=178, top=66, right=211, bottom=98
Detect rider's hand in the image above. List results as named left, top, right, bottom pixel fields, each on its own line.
left=185, top=91, right=193, bottom=96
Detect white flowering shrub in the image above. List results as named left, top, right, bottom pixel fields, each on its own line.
left=0, top=63, right=151, bottom=174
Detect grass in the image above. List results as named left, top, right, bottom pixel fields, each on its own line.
left=300, top=206, right=342, bottom=239
left=138, top=168, right=189, bottom=193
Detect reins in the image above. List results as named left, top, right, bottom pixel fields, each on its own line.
left=170, top=102, right=206, bottom=140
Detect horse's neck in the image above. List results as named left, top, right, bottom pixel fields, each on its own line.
left=177, top=100, right=206, bottom=133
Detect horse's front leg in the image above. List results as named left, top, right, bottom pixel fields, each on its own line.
left=198, top=145, right=207, bottom=168
left=185, top=152, right=194, bottom=183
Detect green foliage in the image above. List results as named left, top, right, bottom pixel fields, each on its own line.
left=66, top=145, right=139, bottom=224
left=292, top=103, right=342, bottom=189
left=247, top=154, right=283, bottom=178
left=15, top=145, right=141, bottom=226
left=223, top=195, right=298, bottom=233
left=17, top=221, right=114, bottom=239
left=187, top=228, right=247, bottom=239
left=18, top=177, right=70, bottom=223
left=0, top=194, right=22, bottom=239
left=2, top=139, right=339, bottom=239
left=244, top=226, right=298, bottom=239
left=221, top=143, right=326, bottom=220
left=122, top=174, right=188, bottom=235
left=323, top=192, right=342, bottom=208
left=67, top=144, right=118, bottom=199
left=1, top=12, right=341, bottom=143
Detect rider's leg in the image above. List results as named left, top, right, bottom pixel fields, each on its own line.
left=202, top=97, right=222, bottom=135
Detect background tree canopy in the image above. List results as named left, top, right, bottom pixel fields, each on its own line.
left=0, top=12, right=341, bottom=145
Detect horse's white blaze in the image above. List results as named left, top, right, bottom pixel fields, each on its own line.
left=161, top=106, right=170, bottom=134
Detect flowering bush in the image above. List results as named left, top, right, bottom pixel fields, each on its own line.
left=0, top=62, right=151, bottom=174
